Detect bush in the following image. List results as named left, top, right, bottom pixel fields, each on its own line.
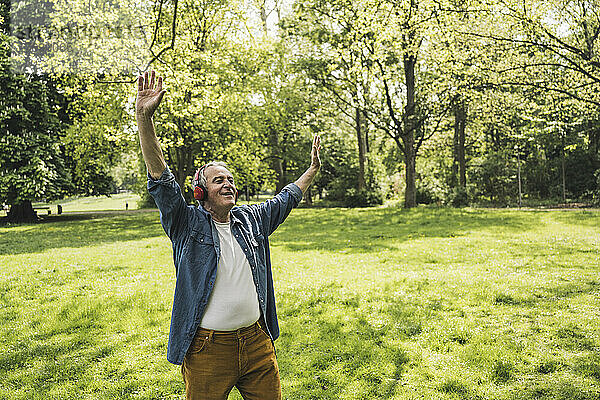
left=137, top=190, right=157, bottom=209
left=343, top=188, right=384, bottom=207
left=591, top=169, right=600, bottom=206
left=470, top=151, right=515, bottom=206
left=447, top=186, right=469, bottom=207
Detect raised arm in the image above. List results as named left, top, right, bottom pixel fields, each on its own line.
left=294, top=135, right=321, bottom=194
left=136, top=70, right=167, bottom=179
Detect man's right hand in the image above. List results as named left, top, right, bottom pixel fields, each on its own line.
left=136, top=70, right=166, bottom=119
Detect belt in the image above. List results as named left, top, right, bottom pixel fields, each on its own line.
left=195, top=320, right=264, bottom=341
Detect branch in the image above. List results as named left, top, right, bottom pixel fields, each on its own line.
left=460, top=31, right=600, bottom=84
left=415, top=106, right=447, bottom=153
left=96, top=0, right=179, bottom=84
left=483, top=81, right=600, bottom=107
left=145, top=0, right=178, bottom=71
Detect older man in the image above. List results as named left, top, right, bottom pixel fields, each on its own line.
left=136, top=70, right=320, bottom=400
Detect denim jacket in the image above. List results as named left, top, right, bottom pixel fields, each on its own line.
left=147, top=166, right=302, bottom=365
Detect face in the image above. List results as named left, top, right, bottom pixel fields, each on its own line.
left=203, top=165, right=237, bottom=211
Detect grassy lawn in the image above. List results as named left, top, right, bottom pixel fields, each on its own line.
left=0, top=207, right=599, bottom=399
left=0, top=193, right=145, bottom=217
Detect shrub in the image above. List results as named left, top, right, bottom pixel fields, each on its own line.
left=343, top=188, right=384, bottom=208
left=447, top=186, right=469, bottom=207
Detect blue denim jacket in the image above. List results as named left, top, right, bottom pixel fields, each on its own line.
left=147, top=166, right=302, bottom=365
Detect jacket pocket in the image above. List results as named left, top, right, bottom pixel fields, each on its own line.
left=183, top=230, right=214, bottom=259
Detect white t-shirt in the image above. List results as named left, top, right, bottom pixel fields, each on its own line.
left=199, top=220, right=261, bottom=330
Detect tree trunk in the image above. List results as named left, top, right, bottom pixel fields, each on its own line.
left=403, top=54, right=417, bottom=208
left=356, top=106, right=367, bottom=191
left=589, top=126, right=599, bottom=159
left=172, top=147, right=194, bottom=204
left=404, top=135, right=417, bottom=208
left=517, top=149, right=522, bottom=208
left=561, top=130, right=566, bottom=204
left=258, top=1, right=268, bottom=35
left=268, top=130, right=286, bottom=193
left=7, top=200, right=37, bottom=223
left=364, top=109, right=370, bottom=154
left=452, top=99, right=467, bottom=188
left=305, top=186, right=313, bottom=206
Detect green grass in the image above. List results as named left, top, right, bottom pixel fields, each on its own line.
left=1, top=207, right=599, bottom=399
left=0, top=193, right=145, bottom=217
left=39, top=193, right=142, bottom=214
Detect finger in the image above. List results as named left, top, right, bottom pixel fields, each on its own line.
left=157, top=89, right=166, bottom=104
left=150, top=70, right=155, bottom=90
left=137, top=75, right=143, bottom=92
left=156, top=75, right=163, bottom=92
left=143, top=71, right=149, bottom=90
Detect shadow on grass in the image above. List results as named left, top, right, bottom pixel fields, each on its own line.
left=276, top=282, right=600, bottom=399
left=276, top=283, right=431, bottom=399
left=0, top=290, right=174, bottom=399
left=1, top=207, right=549, bottom=256
left=550, top=209, right=600, bottom=228
left=274, top=207, right=543, bottom=253
left=0, top=211, right=165, bottom=255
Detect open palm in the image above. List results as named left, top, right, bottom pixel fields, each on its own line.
left=136, top=70, right=166, bottom=118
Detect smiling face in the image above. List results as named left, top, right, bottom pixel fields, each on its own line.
left=202, top=165, right=237, bottom=213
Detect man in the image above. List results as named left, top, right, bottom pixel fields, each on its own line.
left=135, top=70, right=321, bottom=400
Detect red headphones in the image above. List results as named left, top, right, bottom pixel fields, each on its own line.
left=192, top=164, right=239, bottom=202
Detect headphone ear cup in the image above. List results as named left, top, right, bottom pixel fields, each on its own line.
left=194, top=186, right=207, bottom=201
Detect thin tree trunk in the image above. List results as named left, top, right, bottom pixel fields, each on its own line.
left=173, top=147, right=194, bottom=204
left=517, top=149, right=522, bottom=208
left=452, top=99, right=467, bottom=188
left=258, top=1, right=268, bottom=35
left=305, top=186, right=313, bottom=206
left=561, top=130, right=566, bottom=204
left=403, top=54, right=417, bottom=208
left=589, top=126, right=599, bottom=160
left=268, top=131, right=285, bottom=193
left=356, top=106, right=367, bottom=191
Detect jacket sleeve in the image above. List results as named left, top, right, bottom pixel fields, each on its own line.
left=147, top=165, right=191, bottom=242
left=250, top=183, right=303, bottom=236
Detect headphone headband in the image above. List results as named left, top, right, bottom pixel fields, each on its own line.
left=193, top=164, right=208, bottom=201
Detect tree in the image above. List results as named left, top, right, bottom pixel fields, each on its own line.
left=0, top=2, right=71, bottom=221
left=282, top=0, right=376, bottom=194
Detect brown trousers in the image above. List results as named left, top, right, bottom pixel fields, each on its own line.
left=181, top=320, right=281, bottom=400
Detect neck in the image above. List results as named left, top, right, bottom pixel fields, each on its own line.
left=204, top=204, right=230, bottom=223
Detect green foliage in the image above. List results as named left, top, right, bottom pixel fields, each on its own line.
left=343, top=188, right=384, bottom=208
left=470, top=150, right=516, bottom=206
left=0, top=57, right=71, bottom=206
left=5, top=0, right=600, bottom=213
left=447, top=186, right=469, bottom=207
left=62, top=79, right=133, bottom=196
